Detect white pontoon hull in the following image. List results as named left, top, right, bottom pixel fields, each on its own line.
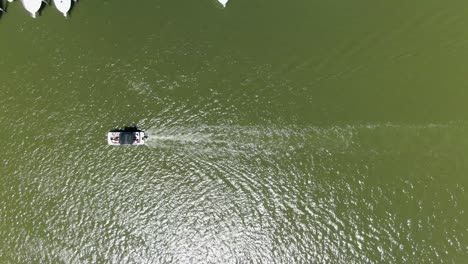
left=108, top=131, right=146, bottom=146
left=53, top=0, right=70, bottom=17
left=21, top=0, right=42, bottom=18
left=218, top=0, right=229, bottom=7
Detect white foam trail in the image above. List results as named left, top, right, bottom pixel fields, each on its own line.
left=149, top=134, right=212, bottom=143
left=141, top=125, right=356, bottom=160
left=141, top=122, right=466, bottom=153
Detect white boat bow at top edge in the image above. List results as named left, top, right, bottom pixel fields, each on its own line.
left=53, top=0, right=70, bottom=17
left=218, top=0, right=229, bottom=7
left=21, top=0, right=42, bottom=18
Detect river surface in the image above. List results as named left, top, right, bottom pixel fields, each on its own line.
left=0, top=0, right=467, bottom=263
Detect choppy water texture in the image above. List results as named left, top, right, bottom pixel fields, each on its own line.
left=0, top=0, right=467, bottom=263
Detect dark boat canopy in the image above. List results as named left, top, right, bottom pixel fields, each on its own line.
left=119, top=132, right=136, bottom=145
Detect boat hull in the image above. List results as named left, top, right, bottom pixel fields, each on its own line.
left=107, top=131, right=147, bottom=146
left=53, top=0, right=71, bottom=17
left=218, top=0, right=229, bottom=7
left=21, top=0, right=41, bottom=18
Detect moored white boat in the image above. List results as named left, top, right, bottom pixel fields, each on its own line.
left=218, top=0, right=229, bottom=7
left=53, top=0, right=70, bottom=17
left=21, top=0, right=42, bottom=18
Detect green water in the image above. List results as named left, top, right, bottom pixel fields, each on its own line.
left=0, top=0, right=467, bottom=262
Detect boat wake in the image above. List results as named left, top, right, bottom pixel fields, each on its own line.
left=142, top=122, right=466, bottom=157
left=142, top=124, right=359, bottom=160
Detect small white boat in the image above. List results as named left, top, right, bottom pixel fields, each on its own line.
left=8, top=0, right=14, bottom=2
left=53, top=0, right=70, bottom=17
left=108, top=131, right=147, bottom=146
left=21, top=0, right=42, bottom=18
left=218, top=0, right=229, bottom=7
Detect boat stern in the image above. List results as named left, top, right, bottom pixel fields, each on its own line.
left=53, top=0, right=71, bottom=17
left=133, top=131, right=145, bottom=145
left=22, top=0, right=42, bottom=18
